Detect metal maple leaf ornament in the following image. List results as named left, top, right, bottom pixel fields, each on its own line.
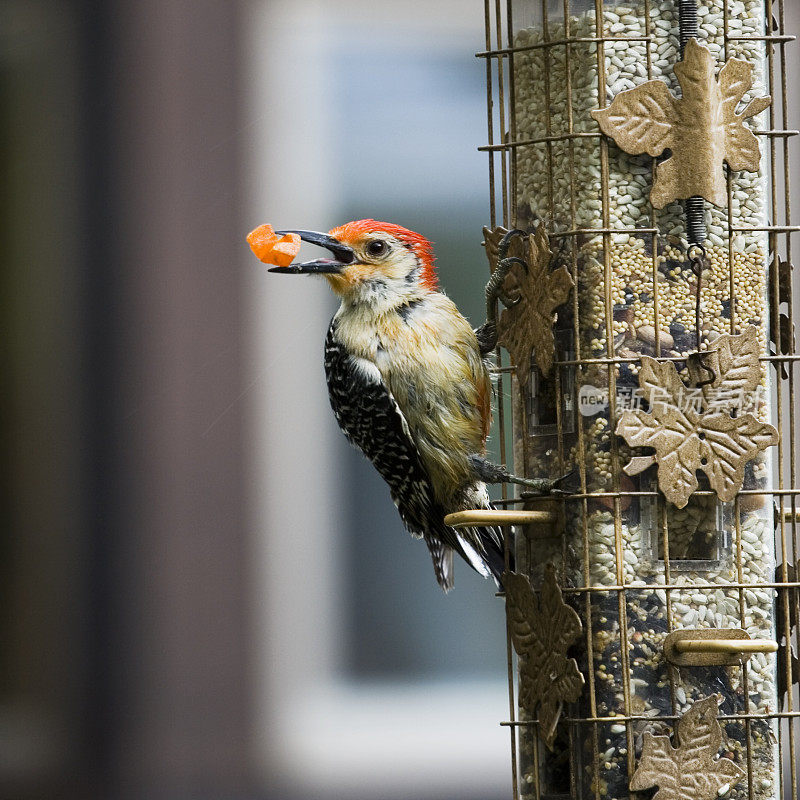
left=592, top=38, right=771, bottom=208
left=482, top=223, right=573, bottom=383
left=630, top=695, right=743, bottom=800
left=503, top=565, right=584, bottom=749
left=616, top=326, right=778, bottom=508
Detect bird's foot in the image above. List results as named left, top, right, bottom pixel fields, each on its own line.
left=485, top=256, right=526, bottom=308
left=470, top=456, right=574, bottom=496
left=474, top=321, right=498, bottom=355
left=519, top=470, right=576, bottom=498
left=469, top=455, right=511, bottom=484
left=484, top=229, right=527, bottom=315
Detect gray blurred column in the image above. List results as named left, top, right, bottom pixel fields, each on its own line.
left=100, top=1, right=251, bottom=795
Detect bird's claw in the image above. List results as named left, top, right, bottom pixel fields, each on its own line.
left=518, top=470, right=576, bottom=497
left=485, top=234, right=527, bottom=300
left=498, top=290, right=521, bottom=309
left=470, top=456, right=575, bottom=496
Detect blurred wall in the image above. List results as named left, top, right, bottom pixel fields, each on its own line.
left=2, top=1, right=250, bottom=798
left=2, top=3, right=87, bottom=796
left=94, top=1, right=250, bottom=797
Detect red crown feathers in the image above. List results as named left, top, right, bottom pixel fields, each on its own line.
left=329, top=219, right=437, bottom=290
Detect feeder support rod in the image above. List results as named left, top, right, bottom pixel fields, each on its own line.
left=674, top=639, right=779, bottom=654
left=678, top=0, right=708, bottom=246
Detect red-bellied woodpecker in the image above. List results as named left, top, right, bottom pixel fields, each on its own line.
left=265, top=219, right=529, bottom=591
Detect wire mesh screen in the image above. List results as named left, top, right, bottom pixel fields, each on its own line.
left=480, top=2, right=799, bottom=800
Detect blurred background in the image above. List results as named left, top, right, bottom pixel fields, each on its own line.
left=2, top=2, right=799, bottom=799
left=2, top=1, right=509, bottom=798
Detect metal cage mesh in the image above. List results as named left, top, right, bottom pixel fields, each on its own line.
left=481, top=2, right=799, bottom=800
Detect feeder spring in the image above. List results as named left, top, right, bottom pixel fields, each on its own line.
left=685, top=195, right=707, bottom=245
left=677, top=0, right=708, bottom=246
left=678, top=0, right=699, bottom=52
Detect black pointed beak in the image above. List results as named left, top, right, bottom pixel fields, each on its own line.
left=267, top=230, right=356, bottom=274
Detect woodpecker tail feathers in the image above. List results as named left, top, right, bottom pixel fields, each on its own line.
left=427, top=539, right=455, bottom=592
left=428, top=524, right=509, bottom=593
left=458, top=521, right=510, bottom=588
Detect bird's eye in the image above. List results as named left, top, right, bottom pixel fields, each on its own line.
left=366, top=240, right=388, bottom=258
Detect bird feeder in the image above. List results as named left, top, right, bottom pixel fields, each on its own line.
left=477, top=1, right=799, bottom=800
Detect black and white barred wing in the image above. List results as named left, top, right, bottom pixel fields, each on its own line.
left=324, top=323, right=464, bottom=587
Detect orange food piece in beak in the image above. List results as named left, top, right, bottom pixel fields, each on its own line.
left=247, top=224, right=301, bottom=267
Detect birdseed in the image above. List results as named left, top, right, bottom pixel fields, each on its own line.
left=508, top=3, right=778, bottom=799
